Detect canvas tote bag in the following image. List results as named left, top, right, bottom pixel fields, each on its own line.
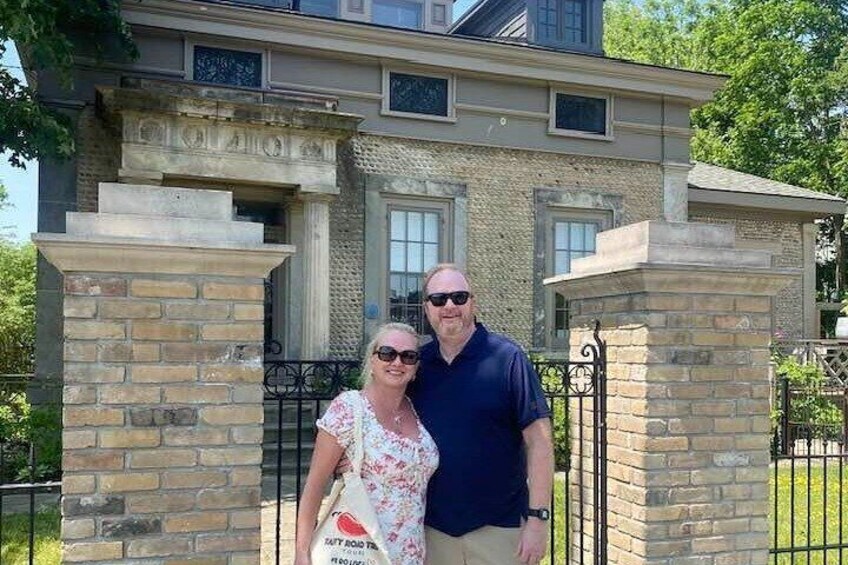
left=310, top=393, right=392, bottom=565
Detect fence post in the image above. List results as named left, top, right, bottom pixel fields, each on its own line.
left=34, top=183, right=293, bottom=565
left=547, top=220, right=796, bottom=565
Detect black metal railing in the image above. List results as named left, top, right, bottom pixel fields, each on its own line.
left=262, top=324, right=607, bottom=565
left=0, top=442, right=62, bottom=565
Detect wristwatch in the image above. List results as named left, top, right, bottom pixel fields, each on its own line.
left=527, top=508, right=550, bottom=521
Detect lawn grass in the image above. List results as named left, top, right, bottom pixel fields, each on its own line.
left=771, top=461, right=848, bottom=565
left=0, top=506, right=60, bottom=565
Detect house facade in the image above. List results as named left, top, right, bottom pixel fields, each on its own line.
left=32, top=0, right=842, bottom=388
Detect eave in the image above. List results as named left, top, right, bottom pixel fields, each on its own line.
left=688, top=187, right=846, bottom=219
left=122, top=0, right=726, bottom=103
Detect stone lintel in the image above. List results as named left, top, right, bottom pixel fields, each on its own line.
left=33, top=235, right=294, bottom=278
left=97, top=83, right=363, bottom=136
left=547, top=264, right=798, bottom=301
left=298, top=186, right=338, bottom=199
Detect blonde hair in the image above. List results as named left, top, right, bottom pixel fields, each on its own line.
left=360, top=322, right=419, bottom=387
left=421, top=263, right=473, bottom=300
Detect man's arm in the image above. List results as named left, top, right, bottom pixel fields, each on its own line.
left=516, top=417, right=554, bottom=564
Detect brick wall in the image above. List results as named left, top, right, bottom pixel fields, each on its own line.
left=61, top=273, right=265, bottom=564
left=690, top=211, right=804, bottom=338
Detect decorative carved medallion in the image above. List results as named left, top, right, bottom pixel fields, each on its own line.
left=138, top=119, right=165, bottom=145
left=262, top=135, right=285, bottom=158
left=225, top=131, right=246, bottom=153
left=181, top=126, right=205, bottom=149
left=300, top=140, right=323, bottom=161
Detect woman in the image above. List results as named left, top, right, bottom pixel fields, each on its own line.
left=294, top=322, right=440, bottom=565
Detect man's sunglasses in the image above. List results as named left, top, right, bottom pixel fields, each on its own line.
left=373, top=345, right=420, bottom=365
left=425, top=291, right=472, bottom=307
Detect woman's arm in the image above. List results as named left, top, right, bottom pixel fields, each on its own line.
left=294, top=429, right=346, bottom=564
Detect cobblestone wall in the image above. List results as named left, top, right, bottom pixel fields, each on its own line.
left=690, top=210, right=805, bottom=338
left=329, top=134, right=664, bottom=355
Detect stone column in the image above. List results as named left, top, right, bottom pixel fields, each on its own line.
left=34, top=183, right=294, bottom=565
left=546, top=221, right=796, bottom=565
left=298, top=190, right=332, bottom=358
left=662, top=161, right=692, bottom=223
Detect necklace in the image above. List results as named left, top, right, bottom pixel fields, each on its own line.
left=365, top=391, right=405, bottom=432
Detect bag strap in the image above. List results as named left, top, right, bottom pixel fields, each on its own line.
left=350, top=392, right=365, bottom=475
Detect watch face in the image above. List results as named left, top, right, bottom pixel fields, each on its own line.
left=529, top=508, right=550, bottom=520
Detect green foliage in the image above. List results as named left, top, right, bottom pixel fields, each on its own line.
left=0, top=241, right=36, bottom=370
left=534, top=361, right=569, bottom=471
left=0, top=392, right=61, bottom=483
left=0, top=0, right=137, bottom=168
left=775, top=357, right=843, bottom=439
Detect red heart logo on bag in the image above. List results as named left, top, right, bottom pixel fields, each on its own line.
left=336, top=512, right=368, bottom=537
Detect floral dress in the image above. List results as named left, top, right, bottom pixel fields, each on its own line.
left=317, top=390, right=440, bottom=565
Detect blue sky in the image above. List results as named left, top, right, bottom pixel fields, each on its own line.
left=0, top=0, right=479, bottom=242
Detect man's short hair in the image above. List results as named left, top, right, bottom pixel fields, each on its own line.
left=422, top=263, right=472, bottom=299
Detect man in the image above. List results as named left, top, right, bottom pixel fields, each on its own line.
left=408, top=263, right=554, bottom=565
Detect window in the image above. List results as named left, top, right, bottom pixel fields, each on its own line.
left=536, top=0, right=587, bottom=46
left=301, top=0, right=338, bottom=17
left=373, top=0, right=423, bottom=29
left=193, top=46, right=262, bottom=88
left=432, top=3, right=447, bottom=25
left=383, top=70, right=455, bottom=121
left=546, top=212, right=607, bottom=349
left=549, top=91, right=611, bottom=138
left=388, top=206, right=446, bottom=333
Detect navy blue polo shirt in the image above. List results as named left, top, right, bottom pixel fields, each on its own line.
left=408, top=323, right=551, bottom=537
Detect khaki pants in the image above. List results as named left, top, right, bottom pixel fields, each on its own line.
left=425, top=525, right=522, bottom=565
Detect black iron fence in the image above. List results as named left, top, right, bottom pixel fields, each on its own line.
left=262, top=326, right=607, bottom=565
left=771, top=341, right=848, bottom=562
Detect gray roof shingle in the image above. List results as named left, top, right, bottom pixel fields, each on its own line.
left=689, top=162, right=844, bottom=203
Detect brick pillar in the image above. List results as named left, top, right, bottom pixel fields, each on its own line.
left=547, top=221, right=797, bottom=565
left=34, top=183, right=294, bottom=565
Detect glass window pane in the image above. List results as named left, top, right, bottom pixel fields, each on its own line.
left=423, top=243, right=439, bottom=271
left=390, top=211, right=406, bottom=240
left=390, top=242, right=406, bottom=271
left=570, top=223, right=584, bottom=251
left=373, top=0, right=422, bottom=29
left=193, top=46, right=262, bottom=88
left=555, top=93, right=607, bottom=135
left=389, top=72, right=449, bottom=116
left=406, top=275, right=422, bottom=303
left=407, top=242, right=423, bottom=272
left=301, top=0, right=338, bottom=16
left=390, top=274, right=405, bottom=298
left=555, top=251, right=569, bottom=275
left=585, top=223, right=597, bottom=251
left=407, top=212, right=423, bottom=242
left=423, top=213, right=439, bottom=243
left=554, top=222, right=568, bottom=251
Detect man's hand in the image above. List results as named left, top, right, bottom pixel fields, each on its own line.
left=516, top=518, right=548, bottom=565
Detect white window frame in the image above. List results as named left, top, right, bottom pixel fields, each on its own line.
left=547, top=87, right=614, bottom=141
left=381, top=67, right=457, bottom=123
left=545, top=208, right=611, bottom=350
left=383, top=197, right=454, bottom=334
left=432, top=2, right=447, bottom=25
left=186, top=39, right=269, bottom=90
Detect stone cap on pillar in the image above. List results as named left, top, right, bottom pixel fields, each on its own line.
left=545, top=220, right=799, bottom=299
left=33, top=183, right=294, bottom=277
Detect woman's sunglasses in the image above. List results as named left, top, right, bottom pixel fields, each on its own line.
left=373, top=345, right=420, bottom=365
left=425, top=291, right=472, bottom=307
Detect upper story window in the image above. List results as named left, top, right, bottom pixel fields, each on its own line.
left=193, top=46, right=262, bottom=89
left=373, top=0, right=423, bottom=29
left=382, top=69, right=455, bottom=122
left=534, top=0, right=599, bottom=50
left=300, top=0, right=339, bottom=17
left=549, top=90, right=612, bottom=139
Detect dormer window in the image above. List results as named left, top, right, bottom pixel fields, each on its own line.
left=300, top=0, right=339, bottom=16
left=538, top=0, right=586, bottom=44
left=373, top=0, right=423, bottom=29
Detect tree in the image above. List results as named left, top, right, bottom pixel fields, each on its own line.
left=0, top=241, right=36, bottom=350
left=0, top=0, right=136, bottom=168
left=605, top=0, right=848, bottom=298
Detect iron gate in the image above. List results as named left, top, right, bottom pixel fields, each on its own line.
left=262, top=324, right=607, bottom=564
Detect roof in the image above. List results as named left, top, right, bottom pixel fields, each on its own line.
left=688, top=162, right=845, bottom=217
